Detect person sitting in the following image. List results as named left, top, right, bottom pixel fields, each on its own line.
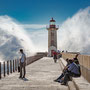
left=73, top=54, right=80, bottom=64
left=73, top=54, right=81, bottom=76
left=57, top=50, right=62, bottom=59
left=61, top=59, right=81, bottom=85
left=54, top=58, right=70, bottom=82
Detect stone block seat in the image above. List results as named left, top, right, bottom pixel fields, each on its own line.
left=60, top=58, right=90, bottom=90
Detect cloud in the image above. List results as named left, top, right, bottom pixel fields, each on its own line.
left=20, top=24, right=48, bottom=52
left=28, top=29, right=48, bottom=52
left=21, top=24, right=46, bottom=29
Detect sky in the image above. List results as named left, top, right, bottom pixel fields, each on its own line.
left=0, top=0, right=90, bottom=24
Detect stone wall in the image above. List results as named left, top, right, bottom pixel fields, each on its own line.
left=61, top=53, right=90, bottom=83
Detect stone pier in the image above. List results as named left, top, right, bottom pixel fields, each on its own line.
left=0, top=57, right=68, bottom=90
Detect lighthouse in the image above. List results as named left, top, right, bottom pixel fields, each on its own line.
left=46, top=18, right=59, bottom=56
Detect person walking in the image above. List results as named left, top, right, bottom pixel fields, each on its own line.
left=53, top=51, right=57, bottom=63
left=19, top=49, right=26, bottom=78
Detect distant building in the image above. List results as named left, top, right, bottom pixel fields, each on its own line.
left=46, top=18, right=59, bottom=56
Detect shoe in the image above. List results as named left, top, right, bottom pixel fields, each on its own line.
left=58, top=80, right=63, bottom=83
left=54, top=79, right=59, bottom=82
left=23, top=76, right=25, bottom=78
left=61, top=82, right=67, bottom=85
left=19, top=76, right=22, bottom=78
left=54, top=79, right=62, bottom=83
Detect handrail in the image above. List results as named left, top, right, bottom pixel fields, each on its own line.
left=0, top=53, right=45, bottom=79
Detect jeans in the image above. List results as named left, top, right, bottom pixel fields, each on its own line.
left=63, top=71, right=80, bottom=84
left=20, top=62, right=26, bottom=77
left=57, top=73, right=64, bottom=80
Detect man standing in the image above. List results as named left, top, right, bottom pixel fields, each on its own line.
left=19, top=49, right=26, bottom=78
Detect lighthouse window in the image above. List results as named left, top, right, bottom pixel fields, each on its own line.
left=50, top=22, right=55, bottom=25
left=51, top=32, right=54, bottom=36
left=51, top=40, right=54, bottom=46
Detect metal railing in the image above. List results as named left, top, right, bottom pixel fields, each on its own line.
left=46, top=25, right=59, bottom=29
left=0, top=53, right=46, bottom=79
left=0, top=59, right=19, bottom=79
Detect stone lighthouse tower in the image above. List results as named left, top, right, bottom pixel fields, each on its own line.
left=46, top=18, right=59, bottom=56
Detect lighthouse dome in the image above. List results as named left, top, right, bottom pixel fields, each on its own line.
left=50, top=18, right=56, bottom=22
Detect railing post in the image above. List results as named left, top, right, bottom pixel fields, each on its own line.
left=15, top=59, right=17, bottom=71
left=7, top=61, right=9, bottom=75
left=3, top=62, right=5, bottom=77
left=0, top=62, right=1, bottom=79
left=13, top=60, right=15, bottom=72
left=10, top=60, right=12, bottom=73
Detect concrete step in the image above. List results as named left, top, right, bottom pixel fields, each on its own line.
left=59, top=58, right=76, bottom=90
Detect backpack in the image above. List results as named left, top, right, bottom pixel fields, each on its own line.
left=77, top=64, right=81, bottom=76
left=74, top=63, right=81, bottom=76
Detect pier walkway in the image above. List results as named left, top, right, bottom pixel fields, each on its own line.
left=0, top=57, right=68, bottom=90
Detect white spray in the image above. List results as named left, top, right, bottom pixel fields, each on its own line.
left=58, top=7, right=90, bottom=55
left=0, top=15, right=36, bottom=61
